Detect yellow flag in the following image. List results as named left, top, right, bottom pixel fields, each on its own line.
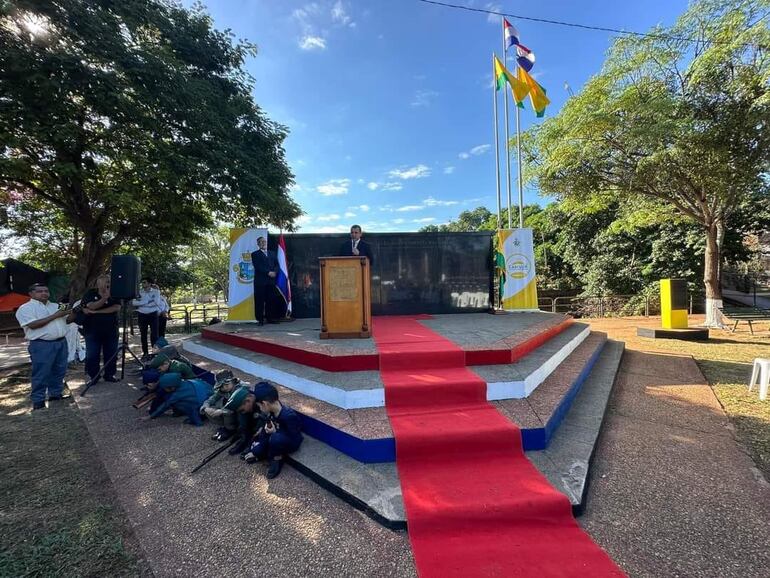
left=517, top=66, right=550, bottom=117
left=493, top=55, right=530, bottom=107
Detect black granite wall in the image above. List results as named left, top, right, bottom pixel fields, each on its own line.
left=267, top=232, right=494, bottom=318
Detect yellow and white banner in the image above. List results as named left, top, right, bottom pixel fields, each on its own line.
left=228, top=227, right=268, bottom=321
left=497, top=228, right=539, bottom=311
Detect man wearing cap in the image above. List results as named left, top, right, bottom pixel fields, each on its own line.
left=148, top=353, right=196, bottom=380
left=229, top=382, right=303, bottom=478
left=143, top=373, right=213, bottom=426
left=15, top=283, right=77, bottom=410
left=200, top=370, right=243, bottom=441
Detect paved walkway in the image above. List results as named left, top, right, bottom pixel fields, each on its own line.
left=580, top=319, right=770, bottom=577
left=21, top=325, right=770, bottom=577
left=0, top=336, right=29, bottom=370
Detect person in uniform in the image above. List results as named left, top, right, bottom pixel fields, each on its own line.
left=148, top=353, right=196, bottom=380
left=338, top=224, right=374, bottom=266
left=15, top=283, right=77, bottom=410
left=250, top=236, right=278, bottom=326
left=200, top=370, right=243, bottom=441
left=236, top=382, right=303, bottom=479
left=81, top=274, right=121, bottom=384
left=143, top=373, right=212, bottom=426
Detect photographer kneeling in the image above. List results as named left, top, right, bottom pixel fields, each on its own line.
left=227, top=382, right=303, bottom=479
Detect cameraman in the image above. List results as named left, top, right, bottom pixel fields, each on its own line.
left=15, top=283, right=77, bottom=410
left=81, top=274, right=121, bottom=384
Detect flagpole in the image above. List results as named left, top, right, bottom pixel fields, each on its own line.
left=502, top=18, right=512, bottom=229
left=492, top=54, right=502, bottom=230
left=515, top=102, right=524, bottom=228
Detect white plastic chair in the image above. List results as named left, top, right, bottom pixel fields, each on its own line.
left=749, top=358, right=770, bottom=401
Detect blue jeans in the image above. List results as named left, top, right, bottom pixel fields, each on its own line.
left=28, top=338, right=68, bottom=403
left=84, top=330, right=119, bottom=380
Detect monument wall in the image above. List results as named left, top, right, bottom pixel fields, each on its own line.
left=268, top=232, right=494, bottom=318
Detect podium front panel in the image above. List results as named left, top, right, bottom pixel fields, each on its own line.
left=319, top=257, right=371, bottom=338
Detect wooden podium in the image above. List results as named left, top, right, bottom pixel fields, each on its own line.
left=319, top=256, right=371, bottom=339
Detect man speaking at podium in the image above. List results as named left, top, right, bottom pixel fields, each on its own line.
left=338, top=224, right=373, bottom=266
left=251, top=236, right=278, bottom=325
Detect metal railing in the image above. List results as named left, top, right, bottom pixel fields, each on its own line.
left=129, top=303, right=229, bottom=334
left=537, top=293, right=696, bottom=318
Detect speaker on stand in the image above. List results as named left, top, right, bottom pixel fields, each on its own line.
left=81, top=255, right=145, bottom=397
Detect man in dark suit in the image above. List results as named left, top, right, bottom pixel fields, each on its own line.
left=338, top=224, right=374, bottom=266
left=251, top=236, right=278, bottom=325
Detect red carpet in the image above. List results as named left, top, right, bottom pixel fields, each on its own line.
left=372, top=315, right=625, bottom=577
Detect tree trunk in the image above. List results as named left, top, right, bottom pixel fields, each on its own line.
left=703, top=222, right=724, bottom=327
left=68, top=232, right=112, bottom=302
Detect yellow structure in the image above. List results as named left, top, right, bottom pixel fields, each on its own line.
left=661, top=279, right=688, bottom=329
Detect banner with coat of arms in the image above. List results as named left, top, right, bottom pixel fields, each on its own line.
left=228, top=227, right=268, bottom=321
left=496, top=228, right=539, bottom=311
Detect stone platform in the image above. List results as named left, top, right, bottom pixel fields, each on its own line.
left=180, top=312, right=625, bottom=527
left=636, top=327, right=710, bottom=341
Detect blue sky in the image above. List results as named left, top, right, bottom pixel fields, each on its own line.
left=189, top=1, right=690, bottom=233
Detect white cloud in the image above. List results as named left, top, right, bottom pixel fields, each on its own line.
left=411, top=89, right=438, bottom=107
left=392, top=218, right=406, bottom=224
left=316, top=213, right=341, bottom=222
left=413, top=217, right=436, bottom=223
left=367, top=182, right=379, bottom=191
left=443, top=166, right=456, bottom=175
left=316, top=178, right=350, bottom=196
left=382, top=182, right=403, bottom=191
left=299, top=35, right=326, bottom=50
left=470, top=144, right=491, bottom=155
left=423, top=196, right=459, bottom=207
left=485, top=3, right=502, bottom=23
left=349, top=204, right=370, bottom=212
left=459, top=144, right=491, bottom=159
left=295, top=215, right=313, bottom=225
left=313, top=225, right=351, bottom=233
left=331, top=1, right=354, bottom=26
left=396, top=205, right=424, bottom=212
left=344, top=211, right=356, bottom=218
left=389, top=164, right=431, bottom=180
left=357, top=178, right=365, bottom=184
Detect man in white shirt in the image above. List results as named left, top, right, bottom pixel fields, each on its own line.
left=131, top=277, right=161, bottom=358
left=15, top=283, right=75, bottom=410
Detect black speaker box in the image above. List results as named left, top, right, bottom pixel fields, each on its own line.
left=110, top=255, right=141, bottom=300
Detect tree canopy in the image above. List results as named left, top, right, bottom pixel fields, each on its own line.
left=0, top=0, right=301, bottom=297
left=525, top=0, right=770, bottom=324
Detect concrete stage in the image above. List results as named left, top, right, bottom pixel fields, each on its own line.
left=184, top=312, right=624, bottom=527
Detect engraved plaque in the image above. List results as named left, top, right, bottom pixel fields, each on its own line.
left=329, top=267, right=358, bottom=301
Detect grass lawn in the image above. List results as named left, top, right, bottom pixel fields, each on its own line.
left=587, top=315, right=770, bottom=481
left=0, top=367, right=150, bottom=578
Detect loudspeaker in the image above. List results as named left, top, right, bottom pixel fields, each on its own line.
left=110, top=255, right=141, bottom=300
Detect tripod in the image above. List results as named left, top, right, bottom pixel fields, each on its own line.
left=80, top=300, right=144, bottom=397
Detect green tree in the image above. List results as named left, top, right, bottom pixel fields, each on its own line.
left=188, top=226, right=230, bottom=300
left=527, top=0, right=770, bottom=325
left=0, top=0, right=301, bottom=298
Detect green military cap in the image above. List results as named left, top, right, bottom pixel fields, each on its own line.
left=149, top=353, right=170, bottom=369
left=168, top=360, right=195, bottom=379
left=224, top=385, right=251, bottom=411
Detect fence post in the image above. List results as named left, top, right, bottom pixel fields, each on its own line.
left=185, top=310, right=191, bottom=334
left=203, top=306, right=208, bottom=324
left=599, top=297, right=604, bottom=318
left=645, top=296, right=649, bottom=317
left=689, top=295, right=693, bottom=315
